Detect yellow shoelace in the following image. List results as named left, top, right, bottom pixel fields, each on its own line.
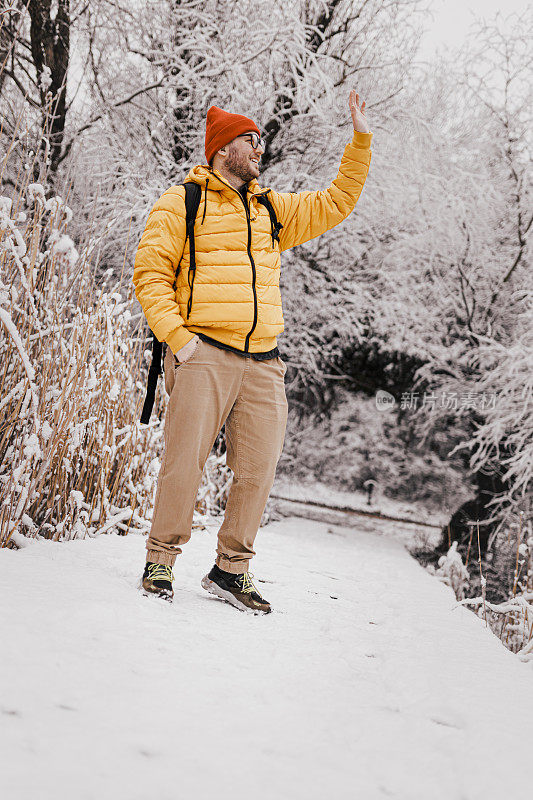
left=147, top=564, right=174, bottom=583
left=240, top=573, right=258, bottom=594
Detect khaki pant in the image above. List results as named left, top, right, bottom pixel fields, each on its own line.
left=146, top=339, right=288, bottom=574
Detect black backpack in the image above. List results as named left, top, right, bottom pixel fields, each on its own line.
left=140, top=182, right=281, bottom=423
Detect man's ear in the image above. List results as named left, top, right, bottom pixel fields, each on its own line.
left=218, top=146, right=227, bottom=157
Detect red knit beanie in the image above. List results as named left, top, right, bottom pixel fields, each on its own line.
left=205, top=106, right=260, bottom=164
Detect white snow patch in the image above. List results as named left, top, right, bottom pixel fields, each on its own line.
left=48, top=231, right=79, bottom=268
left=39, top=65, right=52, bottom=92
left=27, top=183, right=46, bottom=205
left=1, top=518, right=532, bottom=800
left=40, top=420, right=53, bottom=441
left=0, top=196, right=12, bottom=215
left=23, top=432, right=41, bottom=460
left=109, top=382, right=120, bottom=402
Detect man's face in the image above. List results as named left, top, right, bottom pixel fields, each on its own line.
left=224, top=131, right=264, bottom=184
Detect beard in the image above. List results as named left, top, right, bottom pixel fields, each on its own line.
left=225, top=144, right=259, bottom=184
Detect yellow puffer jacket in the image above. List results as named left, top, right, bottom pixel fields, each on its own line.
left=133, top=130, right=372, bottom=354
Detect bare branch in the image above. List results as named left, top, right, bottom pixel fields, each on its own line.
left=3, top=68, right=41, bottom=108
left=58, top=76, right=168, bottom=164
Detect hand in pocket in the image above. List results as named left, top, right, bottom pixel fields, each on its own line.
left=175, top=335, right=200, bottom=365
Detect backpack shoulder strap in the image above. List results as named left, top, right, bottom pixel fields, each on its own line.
left=257, top=192, right=283, bottom=247
left=183, top=181, right=202, bottom=319
left=175, top=181, right=202, bottom=284
left=141, top=181, right=201, bottom=424
left=183, top=181, right=202, bottom=237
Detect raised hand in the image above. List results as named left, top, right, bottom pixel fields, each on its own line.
left=349, top=90, right=370, bottom=133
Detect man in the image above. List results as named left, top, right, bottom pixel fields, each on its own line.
left=133, top=90, right=372, bottom=613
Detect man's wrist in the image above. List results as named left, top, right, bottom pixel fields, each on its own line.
left=167, top=327, right=196, bottom=355
left=175, top=334, right=200, bottom=363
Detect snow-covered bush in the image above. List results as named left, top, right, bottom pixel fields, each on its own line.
left=434, top=541, right=470, bottom=601
left=436, top=519, right=533, bottom=661
left=0, top=174, right=157, bottom=543
left=461, top=530, right=533, bottom=664
left=0, top=147, right=230, bottom=546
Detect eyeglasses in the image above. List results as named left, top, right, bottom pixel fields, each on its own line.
left=237, top=132, right=265, bottom=151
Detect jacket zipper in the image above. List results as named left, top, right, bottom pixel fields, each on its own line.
left=214, top=175, right=265, bottom=353
left=242, top=199, right=257, bottom=352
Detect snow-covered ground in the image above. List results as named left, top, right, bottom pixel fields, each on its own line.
left=1, top=517, right=532, bottom=800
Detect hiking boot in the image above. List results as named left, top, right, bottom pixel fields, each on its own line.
left=201, top=564, right=272, bottom=614
left=141, top=562, right=174, bottom=601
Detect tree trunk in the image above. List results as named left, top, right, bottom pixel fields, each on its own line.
left=28, top=0, right=70, bottom=178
